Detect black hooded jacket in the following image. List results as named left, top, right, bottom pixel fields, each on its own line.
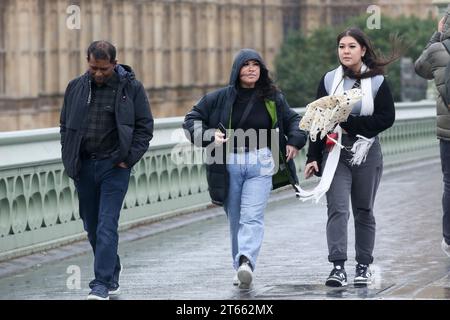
left=183, top=49, right=307, bottom=206
left=60, top=64, right=154, bottom=179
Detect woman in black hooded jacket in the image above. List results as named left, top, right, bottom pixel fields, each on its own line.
left=183, top=49, right=307, bottom=289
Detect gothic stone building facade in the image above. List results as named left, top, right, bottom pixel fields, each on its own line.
left=0, top=0, right=435, bottom=131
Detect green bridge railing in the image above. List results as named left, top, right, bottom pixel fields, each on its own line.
left=0, top=101, right=439, bottom=261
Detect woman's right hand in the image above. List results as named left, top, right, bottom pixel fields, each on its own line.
left=214, top=130, right=228, bottom=145
left=304, top=161, right=319, bottom=179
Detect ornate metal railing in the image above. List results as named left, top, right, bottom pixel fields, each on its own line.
left=0, top=100, right=438, bottom=261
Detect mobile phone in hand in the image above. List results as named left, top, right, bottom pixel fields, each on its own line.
left=218, top=122, right=227, bottom=138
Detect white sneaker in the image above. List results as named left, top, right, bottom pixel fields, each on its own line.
left=237, top=262, right=253, bottom=289
left=232, top=273, right=239, bottom=286
left=442, top=239, right=450, bottom=257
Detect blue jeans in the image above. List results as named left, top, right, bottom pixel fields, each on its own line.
left=224, top=147, right=274, bottom=271
left=440, top=140, right=450, bottom=244
left=74, top=157, right=131, bottom=288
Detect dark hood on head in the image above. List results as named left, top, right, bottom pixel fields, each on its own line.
left=228, top=49, right=268, bottom=87
left=115, top=64, right=136, bottom=81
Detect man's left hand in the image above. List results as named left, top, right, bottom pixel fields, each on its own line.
left=117, top=162, right=128, bottom=169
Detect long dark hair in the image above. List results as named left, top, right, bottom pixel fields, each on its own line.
left=337, top=27, right=404, bottom=79
left=255, top=64, right=278, bottom=99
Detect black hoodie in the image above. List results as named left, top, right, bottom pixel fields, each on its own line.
left=183, top=49, right=307, bottom=206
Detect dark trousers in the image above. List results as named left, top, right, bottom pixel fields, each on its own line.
left=324, top=135, right=383, bottom=265
left=440, top=140, right=450, bottom=244
left=74, top=157, right=131, bottom=288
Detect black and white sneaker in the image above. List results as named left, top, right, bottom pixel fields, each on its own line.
left=354, top=263, right=372, bottom=286
left=87, top=284, right=110, bottom=300
left=325, top=265, right=347, bottom=287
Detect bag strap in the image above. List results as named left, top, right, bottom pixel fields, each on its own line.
left=352, top=79, right=361, bottom=89
left=236, top=92, right=257, bottom=129
left=224, top=91, right=257, bottom=154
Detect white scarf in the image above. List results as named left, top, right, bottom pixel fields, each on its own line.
left=296, top=64, right=375, bottom=203
left=332, top=64, right=375, bottom=165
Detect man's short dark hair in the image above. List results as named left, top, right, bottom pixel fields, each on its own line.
left=87, top=41, right=116, bottom=62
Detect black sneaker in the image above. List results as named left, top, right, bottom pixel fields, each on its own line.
left=354, top=263, right=372, bottom=286
left=325, top=266, right=347, bottom=287
left=87, top=284, right=109, bottom=300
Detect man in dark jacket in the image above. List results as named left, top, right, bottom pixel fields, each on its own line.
left=60, top=41, right=153, bottom=300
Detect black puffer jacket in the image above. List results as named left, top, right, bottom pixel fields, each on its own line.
left=183, top=49, right=307, bottom=206
left=60, top=64, right=154, bottom=179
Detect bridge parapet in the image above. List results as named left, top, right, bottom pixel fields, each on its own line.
left=0, top=100, right=438, bottom=261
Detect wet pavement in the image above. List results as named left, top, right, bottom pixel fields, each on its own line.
left=0, top=158, right=449, bottom=300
